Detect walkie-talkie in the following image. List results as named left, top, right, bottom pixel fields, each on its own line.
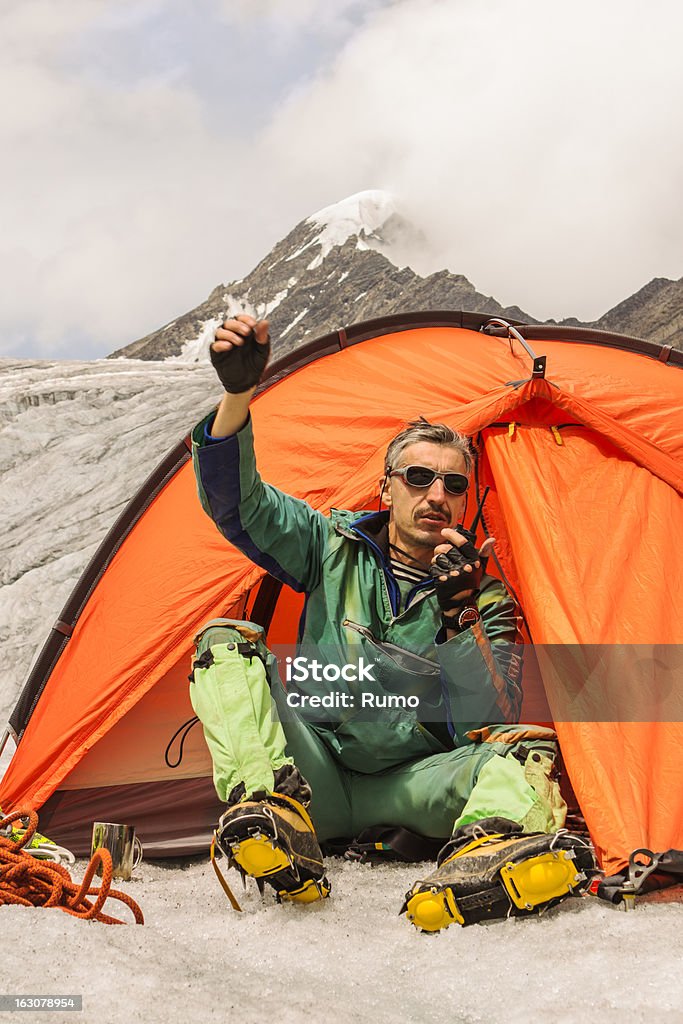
left=430, top=487, right=491, bottom=581
left=456, top=486, right=490, bottom=547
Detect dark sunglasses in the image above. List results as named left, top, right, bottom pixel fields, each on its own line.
left=389, top=465, right=469, bottom=495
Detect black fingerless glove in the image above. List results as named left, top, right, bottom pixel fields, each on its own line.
left=210, top=330, right=270, bottom=394
left=429, top=539, right=483, bottom=621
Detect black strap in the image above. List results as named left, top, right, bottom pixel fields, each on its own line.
left=656, top=849, right=683, bottom=877
left=236, top=642, right=268, bottom=670
left=597, top=847, right=683, bottom=903
left=324, top=825, right=443, bottom=863
left=164, top=716, right=200, bottom=769
left=249, top=575, right=283, bottom=634
left=188, top=648, right=214, bottom=682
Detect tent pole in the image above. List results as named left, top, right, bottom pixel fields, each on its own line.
left=0, top=727, right=11, bottom=759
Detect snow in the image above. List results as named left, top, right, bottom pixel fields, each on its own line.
left=161, top=287, right=292, bottom=365
left=0, top=854, right=681, bottom=1024
left=282, top=190, right=415, bottom=273
left=308, top=190, right=399, bottom=259
left=0, top=358, right=682, bottom=1024
left=262, top=287, right=290, bottom=316
left=306, top=253, right=324, bottom=271
left=166, top=295, right=259, bottom=364
left=281, top=309, right=309, bottom=337
left=166, top=319, right=221, bottom=365
left=0, top=358, right=217, bottom=728
left=286, top=240, right=316, bottom=263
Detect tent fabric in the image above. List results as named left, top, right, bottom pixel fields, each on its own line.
left=1, top=314, right=681, bottom=874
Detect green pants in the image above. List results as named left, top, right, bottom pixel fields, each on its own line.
left=190, top=620, right=566, bottom=842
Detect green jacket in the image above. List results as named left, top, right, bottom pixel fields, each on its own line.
left=192, top=413, right=523, bottom=773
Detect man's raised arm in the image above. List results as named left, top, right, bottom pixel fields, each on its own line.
left=194, top=312, right=328, bottom=594
left=210, top=315, right=270, bottom=437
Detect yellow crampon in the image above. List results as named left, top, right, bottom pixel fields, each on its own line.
left=230, top=833, right=292, bottom=878
left=403, top=824, right=595, bottom=930
left=500, top=848, right=586, bottom=911
left=404, top=886, right=465, bottom=932
left=214, top=792, right=331, bottom=906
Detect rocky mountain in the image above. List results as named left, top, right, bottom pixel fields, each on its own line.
left=111, top=190, right=681, bottom=362
left=109, top=192, right=536, bottom=363
left=590, top=277, right=683, bottom=347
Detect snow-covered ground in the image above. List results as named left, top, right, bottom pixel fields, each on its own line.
left=2, top=857, right=681, bottom=1024
left=1, top=358, right=681, bottom=1024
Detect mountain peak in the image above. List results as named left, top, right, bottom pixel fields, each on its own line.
left=109, top=189, right=533, bottom=362
left=279, top=189, right=427, bottom=273
left=307, top=190, right=400, bottom=254
left=109, top=192, right=681, bottom=363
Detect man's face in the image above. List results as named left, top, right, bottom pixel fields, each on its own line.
left=384, top=441, right=468, bottom=558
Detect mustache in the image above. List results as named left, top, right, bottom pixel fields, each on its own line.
left=414, top=505, right=449, bottom=521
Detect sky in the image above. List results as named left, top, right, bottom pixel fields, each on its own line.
left=2, top=0, right=683, bottom=359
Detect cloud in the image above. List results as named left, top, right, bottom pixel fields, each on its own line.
left=0, top=0, right=394, bottom=357
left=0, top=1, right=261, bottom=357
left=255, top=0, right=683, bottom=321
left=2, top=0, right=682, bottom=357
left=219, top=0, right=389, bottom=37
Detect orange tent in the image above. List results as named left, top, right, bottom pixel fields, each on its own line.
left=1, top=312, right=681, bottom=877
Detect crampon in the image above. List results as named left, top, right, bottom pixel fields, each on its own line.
left=401, top=817, right=596, bottom=931
left=212, top=792, right=330, bottom=909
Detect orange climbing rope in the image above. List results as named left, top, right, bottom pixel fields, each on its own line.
left=0, top=809, right=144, bottom=924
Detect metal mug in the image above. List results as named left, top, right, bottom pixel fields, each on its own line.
left=90, top=822, right=143, bottom=881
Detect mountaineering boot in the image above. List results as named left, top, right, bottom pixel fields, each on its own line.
left=216, top=791, right=331, bottom=904
left=401, top=817, right=596, bottom=931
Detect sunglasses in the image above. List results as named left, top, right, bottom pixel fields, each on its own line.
left=389, top=465, right=469, bottom=495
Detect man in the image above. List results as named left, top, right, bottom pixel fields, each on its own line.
left=190, top=314, right=594, bottom=930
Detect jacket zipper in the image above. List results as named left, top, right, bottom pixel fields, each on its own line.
left=337, top=521, right=400, bottom=616
left=342, top=620, right=440, bottom=673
